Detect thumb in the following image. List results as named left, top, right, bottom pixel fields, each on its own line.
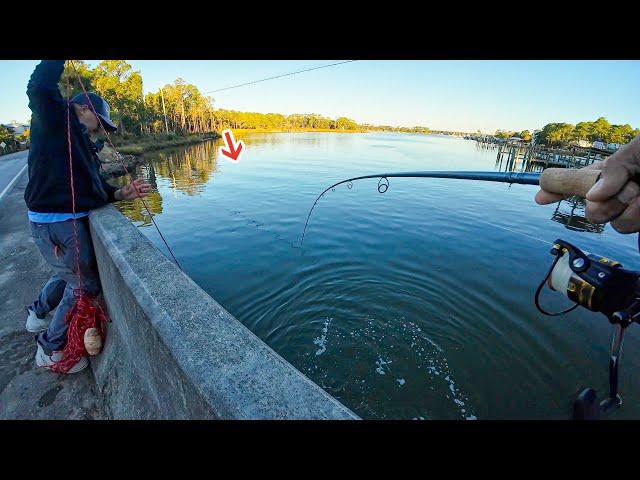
left=586, top=164, right=629, bottom=202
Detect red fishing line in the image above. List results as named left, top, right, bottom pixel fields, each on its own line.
left=51, top=61, right=183, bottom=374
left=47, top=77, right=110, bottom=375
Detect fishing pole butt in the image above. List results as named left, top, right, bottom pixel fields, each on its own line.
left=539, top=168, right=601, bottom=199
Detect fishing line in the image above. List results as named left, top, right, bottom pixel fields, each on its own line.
left=453, top=214, right=549, bottom=245
left=203, top=60, right=357, bottom=94
left=46, top=75, right=109, bottom=374
left=65, top=76, right=84, bottom=291
left=70, top=58, right=358, bottom=270
left=420, top=194, right=550, bottom=245
left=300, top=171, right=542, bottom=246
left=69, top=60, right=183, bottom=271
left=301, top=180, right=549, bottom=253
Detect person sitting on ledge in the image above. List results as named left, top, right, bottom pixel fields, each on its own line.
left=24, top=60, right=151, bottom=373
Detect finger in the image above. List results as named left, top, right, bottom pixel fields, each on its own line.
left=611, top=197, right=640, bottom=234
left=586, top=161, right=630, bottom=202
left=535, top=189, right=568, bottom=205
left=584, top=161, right=604, bottom=171
left=132, top=182, right=151, bottom=192
left=586, top=181, right=640, bottom=224
left=586, top=199, right=626, bottom=224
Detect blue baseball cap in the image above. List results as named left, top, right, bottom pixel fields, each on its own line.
left=70, top=92, right=118, bottom=132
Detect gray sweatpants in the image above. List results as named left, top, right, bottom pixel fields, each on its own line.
left=29, top=218, right=101, bottom=354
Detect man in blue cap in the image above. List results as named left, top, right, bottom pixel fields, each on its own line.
left=24, top=60, right=151, bottom=373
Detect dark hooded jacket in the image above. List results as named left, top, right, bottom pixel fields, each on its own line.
left=24, top=60, right=118, bottom=213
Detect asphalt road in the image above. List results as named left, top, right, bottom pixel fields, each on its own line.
left=0, top=150, right=28, bottom=200
left=0, top=173, right=102, bottom=419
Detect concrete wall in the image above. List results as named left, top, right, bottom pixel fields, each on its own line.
left=88, top=205, right=358, bottom=420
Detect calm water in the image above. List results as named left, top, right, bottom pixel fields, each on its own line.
left=116, top=133, right=640, bottom=419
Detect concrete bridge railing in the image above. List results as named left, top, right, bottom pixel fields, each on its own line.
left=88, top=205, right=358, bottom=419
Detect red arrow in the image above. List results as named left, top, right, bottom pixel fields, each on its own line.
left=219, top=129, right=244, bottom=162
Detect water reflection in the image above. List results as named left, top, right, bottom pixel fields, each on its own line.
left=113, top=136, right=607, bottom=238
left=116, top=192, right=163, bottom=227
left=113, top=134, right=359, bottom=226
left=551, top=196, right=605, bottom=233
left=104, top=133, right=640, bottom=419
left=234, top=131, right=360, bottom=148
left=114, top=140, right=221, bottom=225
left=491, top=148, right=604, bottom=233
left=152, top=140, right=220, bottom=196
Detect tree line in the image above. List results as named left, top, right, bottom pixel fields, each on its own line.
left=57, top=60, right=406, bottom=138
left=494, top=129, right=533, bottom=141
left=535, top=117, right=639, bottom=146
left=361, top=124, right=431, bottom=134
left=49, top=60, right=640, bottom=150
left=0, top=125, right=29, bottom=154
left=493, top=117, right=639, bottom=147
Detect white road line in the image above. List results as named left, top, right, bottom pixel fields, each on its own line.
left=0, top=162, right=28, bottom=205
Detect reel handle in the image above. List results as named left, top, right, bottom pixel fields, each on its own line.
left=539, top=168, right=601, bottom=198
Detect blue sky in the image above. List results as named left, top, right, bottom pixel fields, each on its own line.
left=1, top=60, right=639, bottom=133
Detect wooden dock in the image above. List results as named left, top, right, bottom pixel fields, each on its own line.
left=551, top=196, right=605, bottom=233
left=467, top=135, right=613, bottom=172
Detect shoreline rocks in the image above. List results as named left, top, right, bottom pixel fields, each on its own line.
left=97, top=144, right=146, bottom=178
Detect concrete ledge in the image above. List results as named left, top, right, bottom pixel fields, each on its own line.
left=89, top=205, right=358, bottom=419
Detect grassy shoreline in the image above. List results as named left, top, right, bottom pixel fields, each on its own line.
left=231, top=128, right=367, bottom=134
left=111, top=129, right=368, bottom=155
left=110, top=128, right=446, bottom=156
left=114, top=133, right=220, bottom=155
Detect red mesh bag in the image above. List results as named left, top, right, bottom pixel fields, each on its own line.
left=49, top=290, right=108, bottom=374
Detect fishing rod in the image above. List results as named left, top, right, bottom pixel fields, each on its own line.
left=301, top=167, right=600, bottom=245
left=302, top=167, right=640, bottom=419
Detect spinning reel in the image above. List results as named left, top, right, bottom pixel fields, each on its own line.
left=536, top=239, right=640, bottom=419
left=303, top=167, right=637, bottom=419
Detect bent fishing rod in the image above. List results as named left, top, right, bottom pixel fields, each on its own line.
left=302, top=167, right=640, bottom=419
left=301, top=167, right=600, bottom=245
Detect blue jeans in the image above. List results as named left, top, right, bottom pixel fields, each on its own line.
left=29, top=218, right=101, bottom=354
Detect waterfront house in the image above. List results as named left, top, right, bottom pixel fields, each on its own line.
left=1, top=121, right=29, bottom=136
left=607, top=142, right=621, bottom=151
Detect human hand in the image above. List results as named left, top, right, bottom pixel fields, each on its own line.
left=535, top=136, right=640, bottom=233
left=115, top=179, right=152, bottom=201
